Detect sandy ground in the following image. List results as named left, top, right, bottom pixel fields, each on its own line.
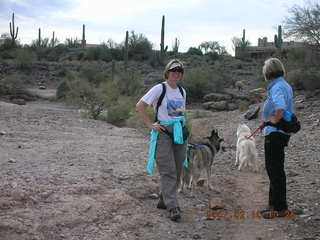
left=0, top=95, right=319, bottom=240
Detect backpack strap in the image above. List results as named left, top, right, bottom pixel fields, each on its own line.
left=178, top=85, right=184, bottom=98
left=155, top=83, right=166, bottom=122
left=154, top=83, right=185, bottom=122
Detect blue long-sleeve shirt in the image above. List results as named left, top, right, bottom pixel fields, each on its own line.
left=262, top=77, right=294, bottom=136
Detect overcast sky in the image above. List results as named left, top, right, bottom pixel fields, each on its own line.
left=0, top=0, right=307, bottom=55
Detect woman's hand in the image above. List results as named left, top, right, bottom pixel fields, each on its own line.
left=270, top=109, right=284, bottom=124
left=149, top=122, right=166, bottom=132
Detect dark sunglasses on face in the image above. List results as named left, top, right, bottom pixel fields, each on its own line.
left=168, top=67, right=184, bottom=73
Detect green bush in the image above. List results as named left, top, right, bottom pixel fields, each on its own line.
left=106, top=100, right=133, bottom=126
left=56, top=71, right=78, bottom=99
left=115, top=70, right=143, bottom=96
left=301, top=70, right=320, bottom=91
left=127, top=31, right=153, bottom=61
left=67, top=78, right=120, bottom=120
left=1, top=73, right=25, bottom=96
left=79, top=62, right=107, bottom=86
left=126, top=106, right=155, bottom=128
left=182, top=66, right=229, bottom=102
left=15, top=48, right=37, bottom=69
left=186, top=47, right=203, bottom=56
left=238, top=100, right=249, bottom=112
left=85, top=47, right=113, bottom=62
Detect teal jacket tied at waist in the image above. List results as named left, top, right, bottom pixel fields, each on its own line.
left=147, top=116, right=188, bottom=175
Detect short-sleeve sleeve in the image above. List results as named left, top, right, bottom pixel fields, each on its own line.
left=140, top=84, right=162, bottom=106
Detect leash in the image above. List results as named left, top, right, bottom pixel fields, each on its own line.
left=245, top=123, right=266, bottom=139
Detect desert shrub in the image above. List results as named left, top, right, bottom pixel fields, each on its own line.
left=65, top=38, right=81, bottom=48
left=205, top=51, right=220, bottom=62
left=85, top=47, right=113, bottom=62
left=127, top=31, right=153, bottom=61
left=106, top=97, right=134, bottom=126
left=238, top=100, right=249, bottom=112
left=79, top=62, right=107, bottom=86
left=115, top=70, right=143, bottom=96
left=303, top=71, right=320, bottom=90
left=45, top=45, right=70, bottom=61
left=286, top=70, right=304, bottom=90
left=0, top=73, right=25, bottom=96
left=56, top=79, right=71, bottom=99
left=149, top=50, right=164, bottom=67
left=68, top=78, right=120, bottom=119
left=182, top=66, right=229, bottom=102
left=15, top=48, right=37, bottom=69
left=126, top=106, right=155, bottom=128
left=186, top=47, right=203, bottom=56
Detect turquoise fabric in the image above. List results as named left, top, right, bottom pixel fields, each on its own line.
left=147, top=116, right=188, bottom=175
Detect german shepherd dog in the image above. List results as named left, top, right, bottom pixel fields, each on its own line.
left=178, top=129, right=224, bottom=192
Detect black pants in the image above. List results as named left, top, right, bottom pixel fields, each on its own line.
left=264, top=132, right=290, bottom=211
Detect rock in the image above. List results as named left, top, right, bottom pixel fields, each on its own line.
left=207, top=101, right=228, bottom=111
left=8, top=158, right=16, bottom=163
left=248, top=88, right=267, bottom=103
left=202, top=101, right=214, bottom=110
left=203, top=93, right=232, bottom=102
left=192, top=234, right=201, bottom=239
left=0, top=131, right=6, bottom=135
left=11, top=98, right=26, bottom=105
left=227, top=103, right=238, bottom=111
left=39, top=85, right=47, bottom=90
left=209, top=198, right=225, bottom=210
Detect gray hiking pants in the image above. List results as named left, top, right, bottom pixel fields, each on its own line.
left=155, top=125, right=187, bottom=209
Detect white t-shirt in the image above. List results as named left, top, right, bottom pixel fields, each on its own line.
left=140, top=82, right=186, bottom=122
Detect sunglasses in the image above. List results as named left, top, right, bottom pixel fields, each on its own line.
left=168, top=67, right=184, bottom=73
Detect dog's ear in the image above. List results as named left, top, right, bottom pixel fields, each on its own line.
left=211, top=129, right=218, bottom=136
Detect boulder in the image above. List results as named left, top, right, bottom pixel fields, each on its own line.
left=248, top=88, right=267, bottom=103
left=203, top=93, right=233, bottom=102
left=10, top=99, right=26, bottom=105
left=206, top=101, right=228, bottom=111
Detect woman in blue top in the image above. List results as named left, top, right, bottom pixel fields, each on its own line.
left=260, top=58, right=294, bottom=219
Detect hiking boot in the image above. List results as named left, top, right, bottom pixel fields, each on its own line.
left=157, top=194, right=167, bottom=210
left=260, top=209, right=290, bottom=219
left=168, top=207, right=181, bottom=222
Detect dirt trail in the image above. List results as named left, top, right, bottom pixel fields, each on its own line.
left=0, top=99, right=319, bottom=240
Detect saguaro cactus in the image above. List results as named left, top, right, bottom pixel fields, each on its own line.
left=51, top=31, right=58, bottom=47
left=82, top=24, right=86, bottom=48
left=124, top=31, right=129, bottom=70
left=9, top=12, right=19, bottom=47
left=111, top=60, right=116, bottom=81
left=274, top=25, right=283, bottom=49
left=38, top=28, right=41, bottom=47
left=242, top=29, right=246, bottom=46
left=160, top=15, right=168, bottom=56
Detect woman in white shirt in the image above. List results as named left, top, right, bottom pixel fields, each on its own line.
left=136, top=59, right=187, bottom=222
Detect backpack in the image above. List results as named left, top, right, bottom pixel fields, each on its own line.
left=154, top=82, right=185, bottom=122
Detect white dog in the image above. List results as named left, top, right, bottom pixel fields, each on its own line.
left=236, top=124, right=259, bottom=171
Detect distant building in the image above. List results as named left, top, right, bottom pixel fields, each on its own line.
left=235, top=37, right=308, bottom=59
